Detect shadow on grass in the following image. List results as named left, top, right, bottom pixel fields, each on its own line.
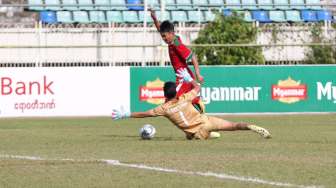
left=102, top=134, right=186, bottom=141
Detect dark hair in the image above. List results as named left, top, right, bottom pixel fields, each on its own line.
left=163, top=81, right=177, bottom=100
left=160, top=20, right=174, bottom=33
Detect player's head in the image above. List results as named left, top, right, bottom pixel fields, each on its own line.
left=163, top=81, right=177, bottom=100
left=160, top=20, right=175, bottom=44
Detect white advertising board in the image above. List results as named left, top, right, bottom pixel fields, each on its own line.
left=0, top=67, right=130, bottom=117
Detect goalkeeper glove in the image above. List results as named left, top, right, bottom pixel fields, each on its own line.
left=176, top=68, right=193, bottom=83
left=111, top=107, right=130, bottom=120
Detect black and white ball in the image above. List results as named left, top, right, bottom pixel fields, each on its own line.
left=140, top=124, right=156, bottom=140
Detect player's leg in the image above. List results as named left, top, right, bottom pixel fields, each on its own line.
left=207, top=116, right=271, bottom=138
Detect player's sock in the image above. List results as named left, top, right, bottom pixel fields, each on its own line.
left=192, top=97, right=205, bottom=114
left=209, top=132, right=221, bottom=139
left=247, top=125, right=271, bottom=139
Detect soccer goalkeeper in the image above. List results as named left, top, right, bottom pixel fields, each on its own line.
left=112, top=69, right=271, bottom=140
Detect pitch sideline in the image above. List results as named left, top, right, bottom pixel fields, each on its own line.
left=0, top=154, right=323, bottom=188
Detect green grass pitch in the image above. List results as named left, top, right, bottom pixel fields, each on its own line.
left=0, top=115, right=335, bottom=188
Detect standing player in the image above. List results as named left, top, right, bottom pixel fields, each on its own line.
left=112, top=69, right=271, bottom=140
left=149, top=9, right=205, bottom=113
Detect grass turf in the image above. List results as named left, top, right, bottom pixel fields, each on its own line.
left=0, top=115, right=335, bottom=188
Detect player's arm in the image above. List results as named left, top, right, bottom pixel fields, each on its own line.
left=112, top=107, right=163, bottom=120
left=149, top=8, right=160, bottom=32
left=191, top=55, right=204, bottom=84
left=131, top=110, right=157, bottom=118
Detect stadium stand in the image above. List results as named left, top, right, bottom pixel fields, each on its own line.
left=22, top=0, right=334, bottom=24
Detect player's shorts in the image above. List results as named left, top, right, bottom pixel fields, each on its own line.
left=192, top=115, right=226, bottom=140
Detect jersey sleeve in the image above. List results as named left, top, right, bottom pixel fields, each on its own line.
left=149, top=104, right=165, bottom=116
left=173, top=37, right=193, bottom=62
left=182, top=89, right=198, bottom=102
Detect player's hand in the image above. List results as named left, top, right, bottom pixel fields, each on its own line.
left=111, top=108, right=130, bottom=120
left=149, top=8, right=156, bottom=18
left=176, top=68, right=193, bottom=83
left=197, top=75, right=204, bottom=84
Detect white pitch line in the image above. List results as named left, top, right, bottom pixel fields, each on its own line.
left=0, top=154, right=323, bottom=188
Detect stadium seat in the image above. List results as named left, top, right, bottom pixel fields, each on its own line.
left=28, top=0, right=44, bottom=11
left=106, top=11, right=124, bottom=22
left=226, top=0, right=242, bottom=10
left=111, top=0, right=127, bottom=10
left=301, top=10, right=317, bottom=21
left=62, top=0, right=78, bottom=11
left=95, top=0, right=111, bottom=10
left=122, top=11, right=140, bottom=22
left=40, top=11, right=58, bottom=23
left=78, top=0, right=95, bottom=10
left=56, top=11, right=74, bottom=23
left=127, top=0, right=144, bottom=10
left=45, top=0, right=61, bottom=11
left=237, top=11, right=254, bottom=21
left=176, top=0, right=194, bottom=10
left=223, top=9, right=232, bottom=16
left=209, top=0, right=224, bottom=9
left=242, top=0, right=258, bottom=10
left=89, top=11, right=107, bottom=23
left=204, top=10, right=216, bottom=21
left=257, top=0, right=273, bottom=10
left=306, top=0, right=322, bottom=10
left=171, top=11, right=188, bottom=22
left=166, top=0, right=177, bottom=10
left=316, top=10, right=332, bottom=21
left=192, top=0, right=209, bottom=9
left=188, top=10, right=204, bottom=22
left=269, top=10, right=286, bottom=21
left=252, top=10, right=270, bottom=22
left=73, top=11, right=90, bottom=23
left=147, top=0, right=160, bottom=9
left=285, top=10, right=302, bottom=21
left=274, top=0, right=290, bottom=10
left=139, top=11, right=154, bottom=22
left=155, top=11, right=171, bottom=21
left=290, top=0, right=305, bottom=10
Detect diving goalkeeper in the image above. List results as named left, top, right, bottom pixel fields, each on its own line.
left=112, top=69, right=271, bottom=140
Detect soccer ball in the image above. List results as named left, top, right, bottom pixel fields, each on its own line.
left=139, top=124, right=156, bottom=140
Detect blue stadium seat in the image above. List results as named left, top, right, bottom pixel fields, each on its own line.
left=78, top=0, right=95, bottom=10
left=95, top=0, right=111, bottom=10
left=290, top=0, right=305, bottom=9
left=269, top=10, right=286, bottom=21
left=252, top=10, right=270, bottom=22
left=73, top=11, right=90, bottom=23
left=306, top=0, right=322, bottom=10
left=274, top=0, right=290, bottom=10
left=188, top=10, right=204, bottom=22
left=166, top=0, right=177, bottom=10
left=226, top=0, right=241, bottom=10
left=28, top=0, right=44, bottom=11
left=285, top=10, right=302, bottom=21
left=257, top=0, right=273, bottom=10
left=122, top=11, right=140, bottom=22
left=56, top=11, right=73, bottom=23
left=139, top=11, right=154, bottom=22
left=45, top=0, right=61, bottom=10
left=177, top=0, right=193, bottom=10
left=223, top=9, right=232, bottom=16
left=127, top=0, right=144, bottom=10
left=209, top=0, right=224, bottom=8
left=242, top=0, right=258, bottom=10
left=204, top=10, right=216, bottom=21
left=89, top=11, right=107, bottom=22
left=111, top=0, right=127, bottom=10
left=301, top=10, right=317, bottom=21
left=316, top=10, right=332, bottom=21
left=155, top=11, right=171, bottom=21
left=237, top=11, right=254, bottom=21
left=192, top=0, right=209, bottom=9
left=171, top=11, right=188, bottom=22
left=40, top=11, right=57, bottom=23
left=62, top=0, right=78, bottom=11
left=106, top=11, right=124, bottom=22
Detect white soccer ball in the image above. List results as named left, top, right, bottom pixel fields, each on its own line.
left=139, top=124, right=156, bottom=140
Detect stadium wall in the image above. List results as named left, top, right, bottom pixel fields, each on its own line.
left=0, top=26, right=334, bottom=64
